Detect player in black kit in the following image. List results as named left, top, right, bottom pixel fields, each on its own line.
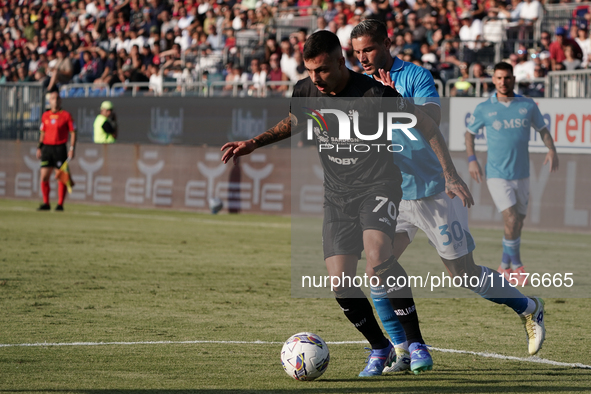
left=221, top=30, right=472, bottom=376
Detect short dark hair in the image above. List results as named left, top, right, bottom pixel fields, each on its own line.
left=493, top=61, right=513, bottom=74
left=303, top=30, right=342, bottom=60
left=351, top=19, right=388, bottom=44
left=47, top=86, right=60, bottom=95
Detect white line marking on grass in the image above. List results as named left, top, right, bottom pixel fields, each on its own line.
left=429, top=346, right=591, bottom=370
left=1, top=340, right=590, bottom=369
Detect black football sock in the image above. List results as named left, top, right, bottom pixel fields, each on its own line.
left=334, top=287, right=390, bottom=349
left=374, top=256, right=424, bottom=345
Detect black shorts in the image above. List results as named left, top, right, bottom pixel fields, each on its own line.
left=40, top=144, right=67, bottom=168
left=322, top=188, right=401, bottom=260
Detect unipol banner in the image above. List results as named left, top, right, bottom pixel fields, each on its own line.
left=449, top=98, right=591, bottom=153
left=61, top=97, right=290, bottom=146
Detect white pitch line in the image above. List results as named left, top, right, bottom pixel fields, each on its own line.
left=429, top=346, right=591, bottom=370
left=1, top=340, right=590, bottom=369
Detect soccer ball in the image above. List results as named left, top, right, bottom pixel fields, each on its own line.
left=208, top=197, right=223, bottom=214
left=280, top=332, right=330, bottom=381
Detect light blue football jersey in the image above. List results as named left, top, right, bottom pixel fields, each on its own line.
left=382, top=57, right=445, bottom=200
left=467, top=93, right=546, bottom=180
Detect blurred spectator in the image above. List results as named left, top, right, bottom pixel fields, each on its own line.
left=519, top=0, right=542, bottom=24
left=459, top=11, right=482, bottom=63
left=451, top=61, right=473, bottom=96
left=574, top=25, right=591, bottom=68
left=509, top=0, right=524, bottom=21
left=407, top=12, right=426, bottom=43
left=521, top=65, right=546, bottom=97
left=248, top=58, right=266, bottom=97
left=224, top=64, right=248, bottom=92
left=483, top=7, right=506, bottom=43
left=206, top=25, right=225, bottom=52
left=119, top=63, right=149, bottom=84
left=149, top=63, right=163, bottom=95
left=402, top=31, right=422, bottom=61
left=1, top=64, right=14, bottom=83
left=345, top=47, right=362, bottom=72
left=293, top=49, right=308, bottom=81
left=267, top=53, right=289, bottom=92
left=280, top=38, right=298, bottom=83
left=563, top=45, right=582, bottom=71
left=539, top=50, right=551, bottom=72
left=472, top=62, right=491, bottom=97
left=336, top=13, right=353, bottom=50
left=47, top=47, right=73, bottom=89
left=514, top=48, right=535, bottom=82
left=550, top=27, right=583, bottom=70
left=415, top=0, right=434, bottom=20
left=540, top=30, right=551, bottom=51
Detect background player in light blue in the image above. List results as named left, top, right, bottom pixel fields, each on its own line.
left=351, top=21, right=547, bottom=372
left=465, top=62, right=559, bottom=287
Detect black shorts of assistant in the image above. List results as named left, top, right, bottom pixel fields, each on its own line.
left=40, top=144, right=67, bottom=168
left=322, top=189, right=401, bottom=260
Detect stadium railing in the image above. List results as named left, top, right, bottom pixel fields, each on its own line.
left=445, top=77, right=548, bottom=98
left=434, top=79, right=444, bottom=97
left=0, top=83, right=45, bottom=140
left=68, top=80, right=296, bottom=98
left=59, top=83, right=110, bottom=98
left=440, top=39, right=502, bottom=66
left=445, top=78, right=493, bottom=97
left=274, top=6, right=321, bottom=41
left=108, top=82, right=211, bottom=97
left=543, top=3, right=590, bottom=40
left=480, top=15, right=542, bottom=43
left=546, top=69, right=591, bottom=98
left=205, top=80, right=295, bottom=98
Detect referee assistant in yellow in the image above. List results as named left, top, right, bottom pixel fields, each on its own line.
left=36, top=88, right=76, bottom=211
left=93, top=101, right=118, bottom=143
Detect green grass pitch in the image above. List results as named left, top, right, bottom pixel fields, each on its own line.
left=0, top=199, right=590, bottom=393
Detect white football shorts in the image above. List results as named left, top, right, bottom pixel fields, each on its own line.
left=396, top=191, right=475, bottom=260
left=486, top=177, right=529, bottom=215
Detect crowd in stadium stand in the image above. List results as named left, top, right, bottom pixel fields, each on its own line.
left=0, top=0, right=590, bottom=96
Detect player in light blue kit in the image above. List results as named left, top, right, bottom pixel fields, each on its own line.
left=465, top=62, right=559, bottom=286
left=351, top=21, right=547, bottom=373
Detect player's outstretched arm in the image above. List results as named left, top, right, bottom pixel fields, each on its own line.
left=412, top=105, right=474, bottom=207
left=221, top=115, right=293, bottom=165
left=464, top=131, right=483, bottom=183
left=538, top=127, right=559, bottom=172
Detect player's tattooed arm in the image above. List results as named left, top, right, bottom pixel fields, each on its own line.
left=538, top=127, right=559, bottom=172
left=221, top=115, right=295, bottom=165
left=413, top=105, right=475, bottom=208
left=252, top=114, right=294, bottom=148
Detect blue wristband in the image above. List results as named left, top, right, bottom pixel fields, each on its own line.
left=468, top=155, right=477, bottom=163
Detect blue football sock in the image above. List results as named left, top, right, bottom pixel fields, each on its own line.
left=370, top=285, right=407, bottom=346
left=500, top=252, right=511, bottom=269
left=502, top=237, right=522, bottom=268
left=470, top=266, right=529, bottom=314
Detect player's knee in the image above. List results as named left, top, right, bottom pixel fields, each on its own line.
left=365, top=247, right=391, bottom=267
left=505, top=214, right=519, bottom=231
